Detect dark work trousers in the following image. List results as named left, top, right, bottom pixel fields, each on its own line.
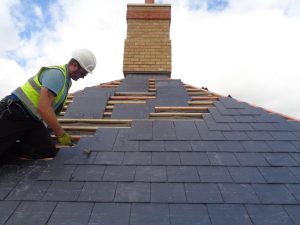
left=0, top=98, right=56, bottom=159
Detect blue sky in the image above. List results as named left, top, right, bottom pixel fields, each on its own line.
left=13, top=0, right=57, bottom=39
left=1, top=0, right=300, bottom=119
left=188, top=0, right=228, bottom=11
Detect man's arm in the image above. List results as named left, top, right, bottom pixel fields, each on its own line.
left=38, top=87, right=65, bottom=137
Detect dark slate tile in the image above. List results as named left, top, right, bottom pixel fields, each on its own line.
left=185, top=183, right=223, bottom=203
left=251, top=123, right=277, bottom=131
left=151, top=183, right=186, bottom=203
left=242, top=141, right=272, bottom=152
left=246, top=132, right=274, bottom=140
left=0, top=201, right=19, bottom=225
left=128, top=120, right=153, bottom=140
left=103, top=166, right=135, bottom=181
left=233, top=115, right=256, bottom=123
left=174, top=121, right=201, bottom=140
left=180, top=152, right=210, bottom=165
left=219, top=97, right=248, bottom=109
left=89, top=203, right=130, bottom=225
left=259, top=167, right=298, bottom=183
left=115, top=182, right=150, bottom=202
left=284, top=205, right=300, bottom=225
left=270, top=132, right=299, bottom=141
left=164, top=141, right=192, bottom=151
left=85, top=128, right=119, bottom=151
left=0, top=164, right=32, bottom=183
left=216, top=141, right=245, bottom=152
left=64, top=87, right=113, bottom=118
left=71, top=165, right=105, bottom=181
left=289, top=167, right=300, bottom=181
left=196, top=121, right=226, bottom=141
left=213, top=101, right=241, bottom=115
left=208, top=204, right=252, bottom=225
left=203, top=114, right=232, bottom=131
left=153, top=120, right=177, bottom=140
left=253, top=184, right=297, bottom=204
left=293, top=141, right=300, bottom=150
left=152, top=152, right=181, bottom=165
left=290, top=153, right=300, bottom=164
left=223, top=131, right=250, bottom=141
left=288, top=121, right=300, bottom=131
left=0, top=182, right=16, bottom=200
left=254, top=113, right=285, bottom=123
left=197, top=166, right=233, bottom=183
left=264, top=153, right=298, bottom=166
left=117, top=77, right=149, bottom=92
left=139, top=141, right=165, bottom=151
left=111, top=103, right=150, bottom=119
left=113, top=129, right=139, bottom=151
left=219, top=183, right=260, bottom=203
left=208, top=108, right=235, bottom=123
left=239, top=107, right=264, bottom=115
left=207, top=152, right=239, bottom=166
left=5, top=202, right=56, bottom=225
left=229, top=123, right=254, bottom=131
left=47, top=202, right=93, bottom=225
left=167, top=166, right=200, bottom=182
left=123, top=152, right=151, bottom=165
left=64, top=151, right=97, bottom=165
left=190, top=141, right=218, bottom=151
left=38, top=165, right=76, bottom=181
left=130, top=203, right=170, bottom=225
left=235, top=153, right=269, bottom=166
left=43, top=181, right=83, bottom=201
left=273, top=121, right=299, bottom=131
left=247, top=205, right=294, bottom=225
left=6, top=181, right=50, bottom=201
left=228, top=167, right=266, bottom=183
left=294, top=133, right=300, bottom=139
left=170, top=204, right=211, bottom=225
left=267, top=141, right=299, bottom=152
left=156, top=81, right=190, bottom=106
left=286, top=184, right=300, bottom=202
left=209, top=108, right=235, bottom=123
left=78, top=182, right=117, bottom=202
left=94, top=152, right=124, bottom=165
left=135, top=166, right=167, bottom=182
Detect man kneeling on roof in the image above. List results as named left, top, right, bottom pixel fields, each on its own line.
left=0, top=49, right=96, bottom=160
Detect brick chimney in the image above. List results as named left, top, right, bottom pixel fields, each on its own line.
left=123, top=0, right=172, bottom=77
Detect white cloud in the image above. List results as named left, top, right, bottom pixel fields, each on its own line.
left=1, top=0, right=300, bottom=120
left=0, top=0, right=21, bottom=54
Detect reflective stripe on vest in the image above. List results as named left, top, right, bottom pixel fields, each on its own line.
left=13, top=65, right=69, bottom=120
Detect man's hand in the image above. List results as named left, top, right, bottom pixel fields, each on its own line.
left=57, top=132, right=73, bottom=145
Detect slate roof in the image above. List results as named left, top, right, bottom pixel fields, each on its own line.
left=1, top=75, right=300, bottom=225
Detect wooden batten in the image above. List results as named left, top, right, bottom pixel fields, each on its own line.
left=191, top=96, right=219, bottom=100
left=150, top=112, right=203, bottom=118
left=107, top=100, right=146, bottom=104
left=115, top=92, right=155, bottom=96
left=110, top=96, right=155, bottom=100
left=58, top=118, right=131, bottom=124
left=188, top=101, right=214, bottom=106
left=155, top=106, right=209, bottom=112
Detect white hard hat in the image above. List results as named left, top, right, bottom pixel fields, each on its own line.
left=72, top=49, right=96, bottom=73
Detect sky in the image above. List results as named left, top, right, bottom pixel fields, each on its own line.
left=1, top=0, right=300, bottom=120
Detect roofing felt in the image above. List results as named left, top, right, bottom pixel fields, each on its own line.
left=1, top=76, right=300, bottom=225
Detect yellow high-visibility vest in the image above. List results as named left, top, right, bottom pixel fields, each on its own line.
left=14, top=65, right=70, bottom=119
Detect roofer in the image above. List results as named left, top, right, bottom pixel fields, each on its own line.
left=0, top=49, right=96, bottom=160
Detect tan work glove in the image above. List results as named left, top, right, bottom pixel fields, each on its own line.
left=57, top=132, right=73, bottom=145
